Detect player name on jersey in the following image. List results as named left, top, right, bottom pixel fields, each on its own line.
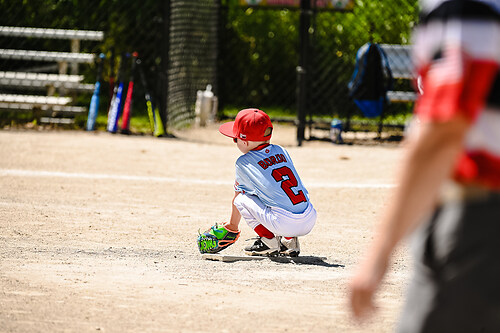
left=257, top=153, right=287, bottom=170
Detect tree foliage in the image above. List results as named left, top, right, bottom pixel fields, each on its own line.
left=219, top=0, right=419, bottom=117
left=0, top=0, right=419, bottom=121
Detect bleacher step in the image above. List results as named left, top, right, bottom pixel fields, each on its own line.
left=0, top=71, right=94, bottom=91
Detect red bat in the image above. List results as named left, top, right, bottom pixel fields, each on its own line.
left=120, top=52, right=138, bottom=133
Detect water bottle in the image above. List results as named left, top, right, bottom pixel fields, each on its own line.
left=330, top=119, right=343, bottom=144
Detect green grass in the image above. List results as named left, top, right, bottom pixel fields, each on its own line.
left=2, top=106, right=413, bottom=135
left=221, top=106, right=296, bottom=120
left=220, top=107, right=413, bottom=126
left=85, top=114, right=154, bottom=134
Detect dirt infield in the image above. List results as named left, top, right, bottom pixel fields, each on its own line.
left=0, top=124, right=411, bottom=332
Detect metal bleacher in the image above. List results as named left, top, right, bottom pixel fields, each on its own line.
left=379, top=44, right=417, bottom=103
left=0, top=26, right=103, bottom=124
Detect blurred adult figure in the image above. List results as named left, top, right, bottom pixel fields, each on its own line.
left=349, top=0, right=500, bottom=332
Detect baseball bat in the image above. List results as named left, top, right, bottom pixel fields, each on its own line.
left=107, top=53, right=128, bottom=133
left=153, top=103, right=165, bottom=137
left=137, top=57, right=157, bottom=134
left=120, top=52, right=138, bottom=134
left=108, top=48, right=115, bottom=110
left=137, top=58, right=166, bottom=137
left=86, top=53, right=105, bottom=131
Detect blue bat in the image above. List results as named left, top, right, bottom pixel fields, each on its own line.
left=86, top=53, right=105, bottom=131
left=107, top=53, right=129, bottom=133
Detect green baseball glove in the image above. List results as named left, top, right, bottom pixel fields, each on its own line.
left=197, top=224, right=240, bottom=254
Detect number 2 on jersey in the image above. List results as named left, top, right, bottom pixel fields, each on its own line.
left=271, top=166, right=307, bottom=205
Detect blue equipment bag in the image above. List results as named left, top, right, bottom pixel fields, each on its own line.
left=348, top=43, right=393, bottom=118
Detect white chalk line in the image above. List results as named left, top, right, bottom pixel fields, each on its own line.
left=0, top=168, right=396, bottom=189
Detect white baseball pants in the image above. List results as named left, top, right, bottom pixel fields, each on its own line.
left=233, top=192, right=316, bottom=238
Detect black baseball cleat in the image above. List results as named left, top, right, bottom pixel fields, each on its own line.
left=244, top=237, right=280, bottom=256
left=280, top=237, right=300, bottom=257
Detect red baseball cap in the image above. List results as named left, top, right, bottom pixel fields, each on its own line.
left=219, top=108, right=273, bottom=141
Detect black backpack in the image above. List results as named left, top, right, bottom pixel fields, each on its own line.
left=348, top=43, right=393, bottom=118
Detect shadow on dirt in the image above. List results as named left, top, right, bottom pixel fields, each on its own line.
left=268, top=255, right=344, bottom=268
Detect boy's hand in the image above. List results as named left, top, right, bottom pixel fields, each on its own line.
left=197, top=223, right=240, bottom=254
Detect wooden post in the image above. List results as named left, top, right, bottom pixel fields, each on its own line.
left=70, top=39, right=80, bottom=75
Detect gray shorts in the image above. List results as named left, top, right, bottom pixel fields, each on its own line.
left=397, top=189, right=500, bottom=333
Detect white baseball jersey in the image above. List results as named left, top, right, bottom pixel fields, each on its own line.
left=234, top=144, right=310, bottom=214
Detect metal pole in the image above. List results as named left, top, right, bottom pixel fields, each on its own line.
left=160, top=0, right=171, bottom=133
left=217, top=0, right=225, bottom=115
left=296, top=0, right=311, bottom=146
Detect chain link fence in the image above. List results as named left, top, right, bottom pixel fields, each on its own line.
left=219, top=5, right=300, bottom=112
left=0, top=0, right=166, bottom=128
left=167, top=0, right=219, bottom=128
left=0, top=0, right=418, bottom=136
left=310, top=1, right=418, bottom=118
left=219, top=0, right=419, bottom=134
